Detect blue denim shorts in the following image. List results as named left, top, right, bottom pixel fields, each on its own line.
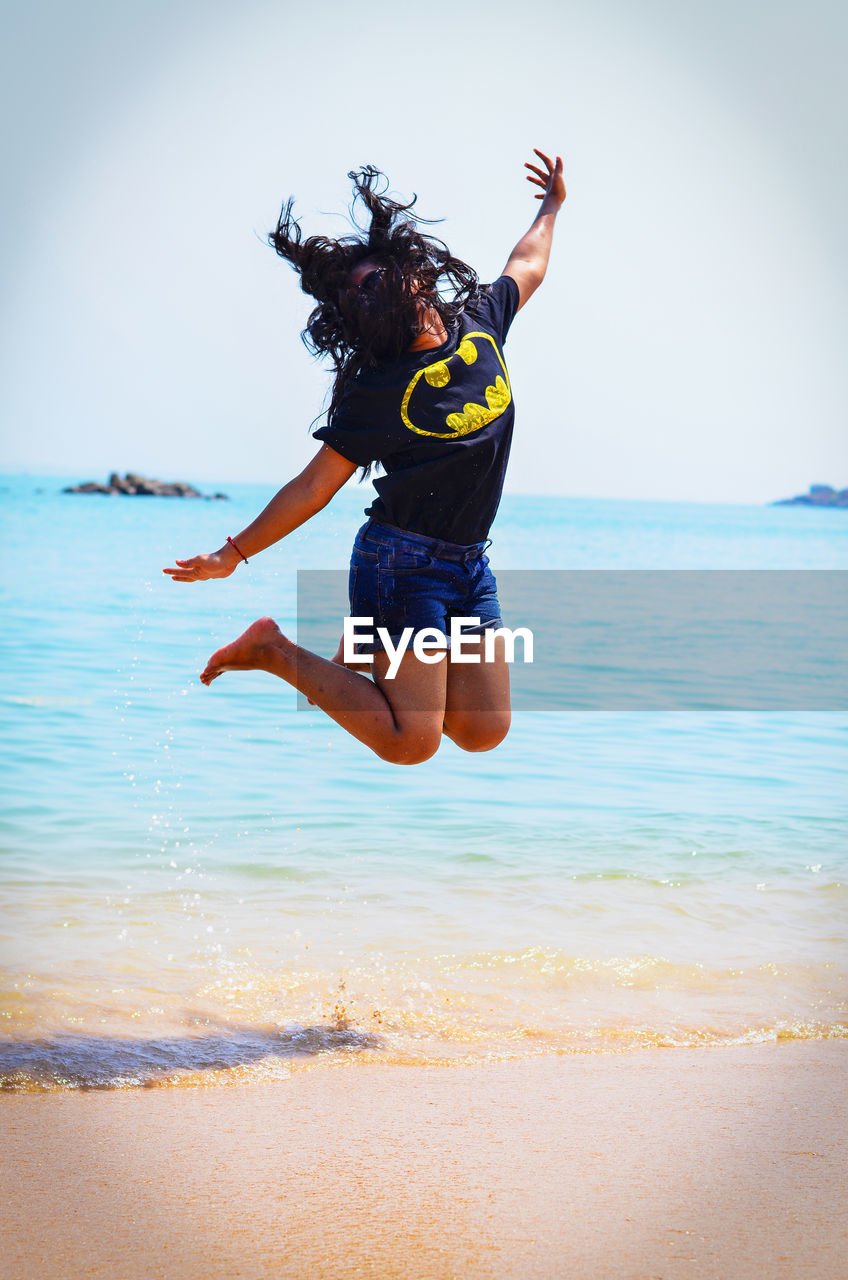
left=349, top=519, right=504, bottom=652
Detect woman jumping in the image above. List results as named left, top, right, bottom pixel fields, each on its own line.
left=164, top=150, right=565, bottom=764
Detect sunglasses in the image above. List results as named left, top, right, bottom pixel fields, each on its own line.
left=357, top=266, right=385, bottom=290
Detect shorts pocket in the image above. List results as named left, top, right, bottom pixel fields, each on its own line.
left=385, top=547, right=434, bottom=573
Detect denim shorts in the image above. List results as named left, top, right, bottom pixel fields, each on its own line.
left=349, top=519, right=504, bottom=652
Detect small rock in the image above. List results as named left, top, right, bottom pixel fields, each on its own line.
left=63, top=473, right=228, bottom=500
left=773, top=483, right=847, bottom=509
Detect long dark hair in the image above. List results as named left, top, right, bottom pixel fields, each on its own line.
left=269, top=166, right=480, bottom=428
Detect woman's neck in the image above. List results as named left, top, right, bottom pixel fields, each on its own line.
left=408, top=304, right=448, bottom=351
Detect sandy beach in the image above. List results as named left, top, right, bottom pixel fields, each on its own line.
left=2, top=1040, right=845, bottom=1280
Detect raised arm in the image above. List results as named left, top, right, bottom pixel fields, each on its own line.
left=502, top=149, right=566, bottom=311
left=163, top=443, right=357, bottom=582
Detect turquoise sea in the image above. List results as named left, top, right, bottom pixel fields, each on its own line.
left=1, top=475, right=846, bottom=1089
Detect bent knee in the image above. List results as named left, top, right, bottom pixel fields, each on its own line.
left=461, top=727, right=510, bottom=753
left=378, top=731, right=442, bottom=767
left=445, top=713, right=511, bottom=753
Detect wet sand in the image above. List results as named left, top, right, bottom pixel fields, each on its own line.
left=1, top=1040, right=846, bottom=1279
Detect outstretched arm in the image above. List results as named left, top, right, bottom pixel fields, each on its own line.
left=163, top=443, right=357, bottom=582
left=502, top=149, right=566, bottom=311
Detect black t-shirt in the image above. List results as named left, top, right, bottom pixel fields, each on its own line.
left=313, top=274, right=520, bottom=545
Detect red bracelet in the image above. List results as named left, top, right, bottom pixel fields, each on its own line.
left=227, top=536, right=248, bottom=564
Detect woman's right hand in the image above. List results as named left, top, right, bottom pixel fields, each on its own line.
left=525, top=149, right=566, bottom=208
left=162, top=545, right=240, bottom=582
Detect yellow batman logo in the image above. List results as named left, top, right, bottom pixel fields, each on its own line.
left=400, top=332, right=512, bottom=438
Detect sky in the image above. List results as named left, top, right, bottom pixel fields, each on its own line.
left=1, top=0, right=846, bottom=502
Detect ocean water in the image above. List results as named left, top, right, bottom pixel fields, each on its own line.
left=1, top=474, right=846, bottom=1089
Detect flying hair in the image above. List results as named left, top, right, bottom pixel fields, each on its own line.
left=268, top=166, right=481, bottom=442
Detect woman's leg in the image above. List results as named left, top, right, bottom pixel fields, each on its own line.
left=441, top=632, right=512, bottom=752
left=200, top=617, right=447, bottom=765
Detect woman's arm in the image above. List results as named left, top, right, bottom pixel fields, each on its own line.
left=502, top=149, right=566, bottom=311
left=163, top=443, right=357, bottom=582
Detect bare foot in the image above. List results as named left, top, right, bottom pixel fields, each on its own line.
left=200, top=616, right=287, bottom=686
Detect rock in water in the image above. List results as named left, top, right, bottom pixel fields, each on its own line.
left=63, top=473, right=228, bottom=500
left=773, top=484, right=848, bottom=508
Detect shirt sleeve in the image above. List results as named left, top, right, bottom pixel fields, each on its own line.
left=312, top=389, right=379, bottom=466
left=466, top=275, right=521, bottom=344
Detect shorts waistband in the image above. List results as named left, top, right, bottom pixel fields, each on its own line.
left=359, top=519, right=492, bottom=561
